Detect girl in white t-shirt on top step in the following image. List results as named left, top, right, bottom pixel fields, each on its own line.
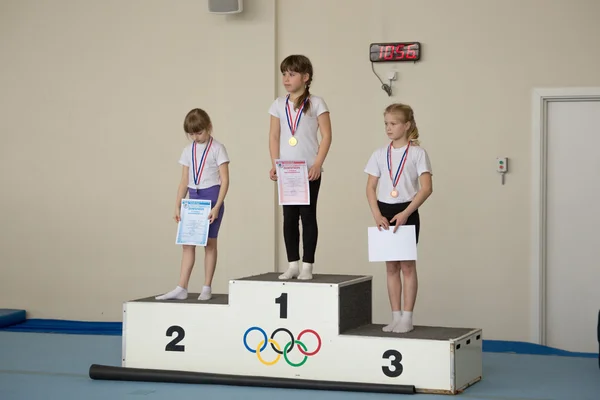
left=268, top=55, right=333, bottom=281
left=364, top=103, right=433, bottom=333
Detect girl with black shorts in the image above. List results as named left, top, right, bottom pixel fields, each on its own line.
left=364, top=103, right=433, bottom=333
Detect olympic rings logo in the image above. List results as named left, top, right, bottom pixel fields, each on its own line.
left=243, top=326, right=322, bottom=367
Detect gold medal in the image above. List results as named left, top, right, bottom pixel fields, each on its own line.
left=391, top=190, right=399, bottom=198
left=286, top=95, right=307, bottom=148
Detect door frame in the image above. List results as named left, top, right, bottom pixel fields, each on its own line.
left=530, top=87, right=600, bottom=345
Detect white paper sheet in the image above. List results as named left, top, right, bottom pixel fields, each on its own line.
left=275, top=159, right=310, bottom=205
left=367, top=225, right=417, bottom=262
left=175, top=199, right=212, bottom=246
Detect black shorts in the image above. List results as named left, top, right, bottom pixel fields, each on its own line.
left=377, top=200, right=420, bottom=243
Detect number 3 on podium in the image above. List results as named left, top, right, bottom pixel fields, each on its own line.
left=274, top=291, right=403, bottom=379
left=382, top=349, right=403, bottom=377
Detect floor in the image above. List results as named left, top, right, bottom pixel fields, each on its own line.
left=0, top=331, right=599, bottom=400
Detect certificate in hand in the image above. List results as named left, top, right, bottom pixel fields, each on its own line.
left=175, top=199, right=212, bottom=247
left=367, top=225, right=417, bottom=262
left=275, top=159, right=310, bottom=205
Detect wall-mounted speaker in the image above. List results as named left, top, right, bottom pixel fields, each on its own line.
left=208, top=0, right=243, bottom=14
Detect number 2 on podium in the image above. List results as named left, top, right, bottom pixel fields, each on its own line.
left=275, top=292, right=288, bottom=319
left=165, top=325, right=185, bottom=352
left=165, top=293, right=289, bottom=353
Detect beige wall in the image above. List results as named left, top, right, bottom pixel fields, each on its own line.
left=1, top=0, right=599, bottom=343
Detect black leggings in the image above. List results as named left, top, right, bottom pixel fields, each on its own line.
left=282, top=177, right=321, bottom=263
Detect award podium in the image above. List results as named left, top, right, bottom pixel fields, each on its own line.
left=89, top=273, right=482, bottom=395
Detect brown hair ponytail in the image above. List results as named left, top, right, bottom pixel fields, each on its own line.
left=280, top=55, right=313, bottom=114
left=183, top=108, right=212, bottom=135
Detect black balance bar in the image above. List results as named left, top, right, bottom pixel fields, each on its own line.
left=89, top=364, right=416, bottom=394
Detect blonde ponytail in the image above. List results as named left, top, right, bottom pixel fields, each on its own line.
left=384, top=103, right=420, bottom=145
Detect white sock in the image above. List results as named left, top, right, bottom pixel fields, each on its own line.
left=155, top=286, right=187, bottom=300
left=393, top=311, right=414, bottom=333
left=383, top=311, right=402, bottom=332
left=198, top=285, right=212, bottom=301
left=298, top=262, right=313, bottom=280
left=279, top=261, right=299, bottom=280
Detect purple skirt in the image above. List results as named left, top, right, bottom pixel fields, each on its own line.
left=189, top=185, right=224, bottom=239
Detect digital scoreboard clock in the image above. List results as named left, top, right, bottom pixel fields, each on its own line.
left=369, top=42, right=421, bottom=62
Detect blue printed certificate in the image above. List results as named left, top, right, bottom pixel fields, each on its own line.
left=175, top=199, right=212, bottom=246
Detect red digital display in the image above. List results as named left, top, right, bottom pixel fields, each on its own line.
left=370, top=42, right=421, bottom=63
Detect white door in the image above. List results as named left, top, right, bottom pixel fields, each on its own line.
left=545, top=100, right=600, bottom=353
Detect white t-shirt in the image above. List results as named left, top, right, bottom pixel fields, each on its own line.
left=268, top=94, right=329, bottom=168
left=179, top=138, right=230, bottom=189
left=364, top=142, right=432, bottom=204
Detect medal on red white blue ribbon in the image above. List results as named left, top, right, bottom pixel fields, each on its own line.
left=285, top=95, right=308, bottom=146
left=192, top=137, right=213, bottom=186
left=387, top=141, right=410, bottom=198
